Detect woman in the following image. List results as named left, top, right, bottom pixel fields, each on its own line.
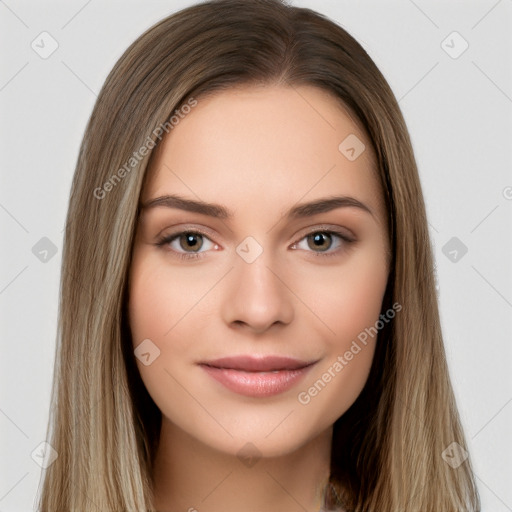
left=37, top=0, right=481, bottom=510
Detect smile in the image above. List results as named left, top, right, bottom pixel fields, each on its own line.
left=198, top=355, right=318, bottom=397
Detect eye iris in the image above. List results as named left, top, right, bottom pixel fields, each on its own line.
left=308, top=232, right=331, bottom=252
left=175, top=232, right=335, bottom=253
left=180, top=233, right=203, bottom=252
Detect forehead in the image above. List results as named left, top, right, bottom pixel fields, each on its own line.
left=142, top=84, right=385, bottom=225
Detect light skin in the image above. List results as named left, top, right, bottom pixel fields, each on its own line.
left=128, top=84, right=390, bottom=512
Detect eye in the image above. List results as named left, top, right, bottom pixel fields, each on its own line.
left=155, top=230, right=217, bottom=260
left=291, top=229, right=354, bottom=257
left=155, top=227, right=355, bottom=261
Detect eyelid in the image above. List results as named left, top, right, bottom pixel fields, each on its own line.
left=154, top=222, right=218, bottom=241
left=156, top=223, right=354, bottom=243
left=296, top=223, right=355, bottom=241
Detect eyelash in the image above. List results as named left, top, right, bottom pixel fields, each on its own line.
left=155, top=227, right=355, bottom=261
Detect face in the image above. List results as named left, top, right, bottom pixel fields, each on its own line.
left=128, top=85, right=390, bottom=458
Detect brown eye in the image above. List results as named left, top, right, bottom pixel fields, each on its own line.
left=156, top=229, right=216, bottom=259
left=292, top=229, right=354, bottom=258
left=178, top=232, right=204, bottom=252
left=306, top=232, right=334, bottom=252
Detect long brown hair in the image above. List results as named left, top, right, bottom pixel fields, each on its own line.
left=37, top=1, right=480, bottom=510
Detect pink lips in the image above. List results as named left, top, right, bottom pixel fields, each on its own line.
left=198, top=355, right=317, bottom=397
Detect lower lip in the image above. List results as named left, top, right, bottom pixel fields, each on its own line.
left=199, top=364, right=315, bottom=397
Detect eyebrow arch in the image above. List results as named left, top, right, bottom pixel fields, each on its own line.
left=139, top=193, right=374, bottom=219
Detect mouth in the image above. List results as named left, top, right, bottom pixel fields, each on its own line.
left=197, top=355, right=318, bottom=397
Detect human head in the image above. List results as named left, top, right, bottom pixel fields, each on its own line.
left=128, top=80, right=390, bottom=460
left=38, top=1, right=480, bottom=511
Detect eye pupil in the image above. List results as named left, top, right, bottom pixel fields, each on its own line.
left=181, top=233, right=203, bottom=251
left=308, top=232, right=331, bottom=252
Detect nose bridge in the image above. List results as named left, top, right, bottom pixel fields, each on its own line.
left=237, top=246, right=278, bottom=294
left=221, top=239, right=294, bottom=331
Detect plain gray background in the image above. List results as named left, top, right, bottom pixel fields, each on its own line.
left=1, top=0, right=511, bottom=510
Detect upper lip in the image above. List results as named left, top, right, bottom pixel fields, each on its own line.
left=198, top=355, right=317, bottom=372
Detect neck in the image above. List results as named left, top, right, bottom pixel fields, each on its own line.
left=151, top=417, right=333, bottom=512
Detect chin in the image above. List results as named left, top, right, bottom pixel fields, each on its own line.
left=180, top=408, right=330, bottom=461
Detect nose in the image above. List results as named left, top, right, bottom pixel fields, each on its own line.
left=220, top=250, right=294, bottom=334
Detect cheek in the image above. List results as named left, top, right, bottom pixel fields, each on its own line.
left=127, top=255, right=192, bottom=416
left=128, top=252, right=214, bottom=349
left=295, top=246, right=389, bottom=346
left=128, top=270, right=166, bottom=349
left=292, top=247, right=388, bottom=420
left=127, top=250, right=225, bottom=401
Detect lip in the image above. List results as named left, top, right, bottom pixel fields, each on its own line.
left=198, top=355, right=318, bottom=397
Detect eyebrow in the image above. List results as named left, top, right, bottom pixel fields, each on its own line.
left=139, top=193, right=374, bottom=219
